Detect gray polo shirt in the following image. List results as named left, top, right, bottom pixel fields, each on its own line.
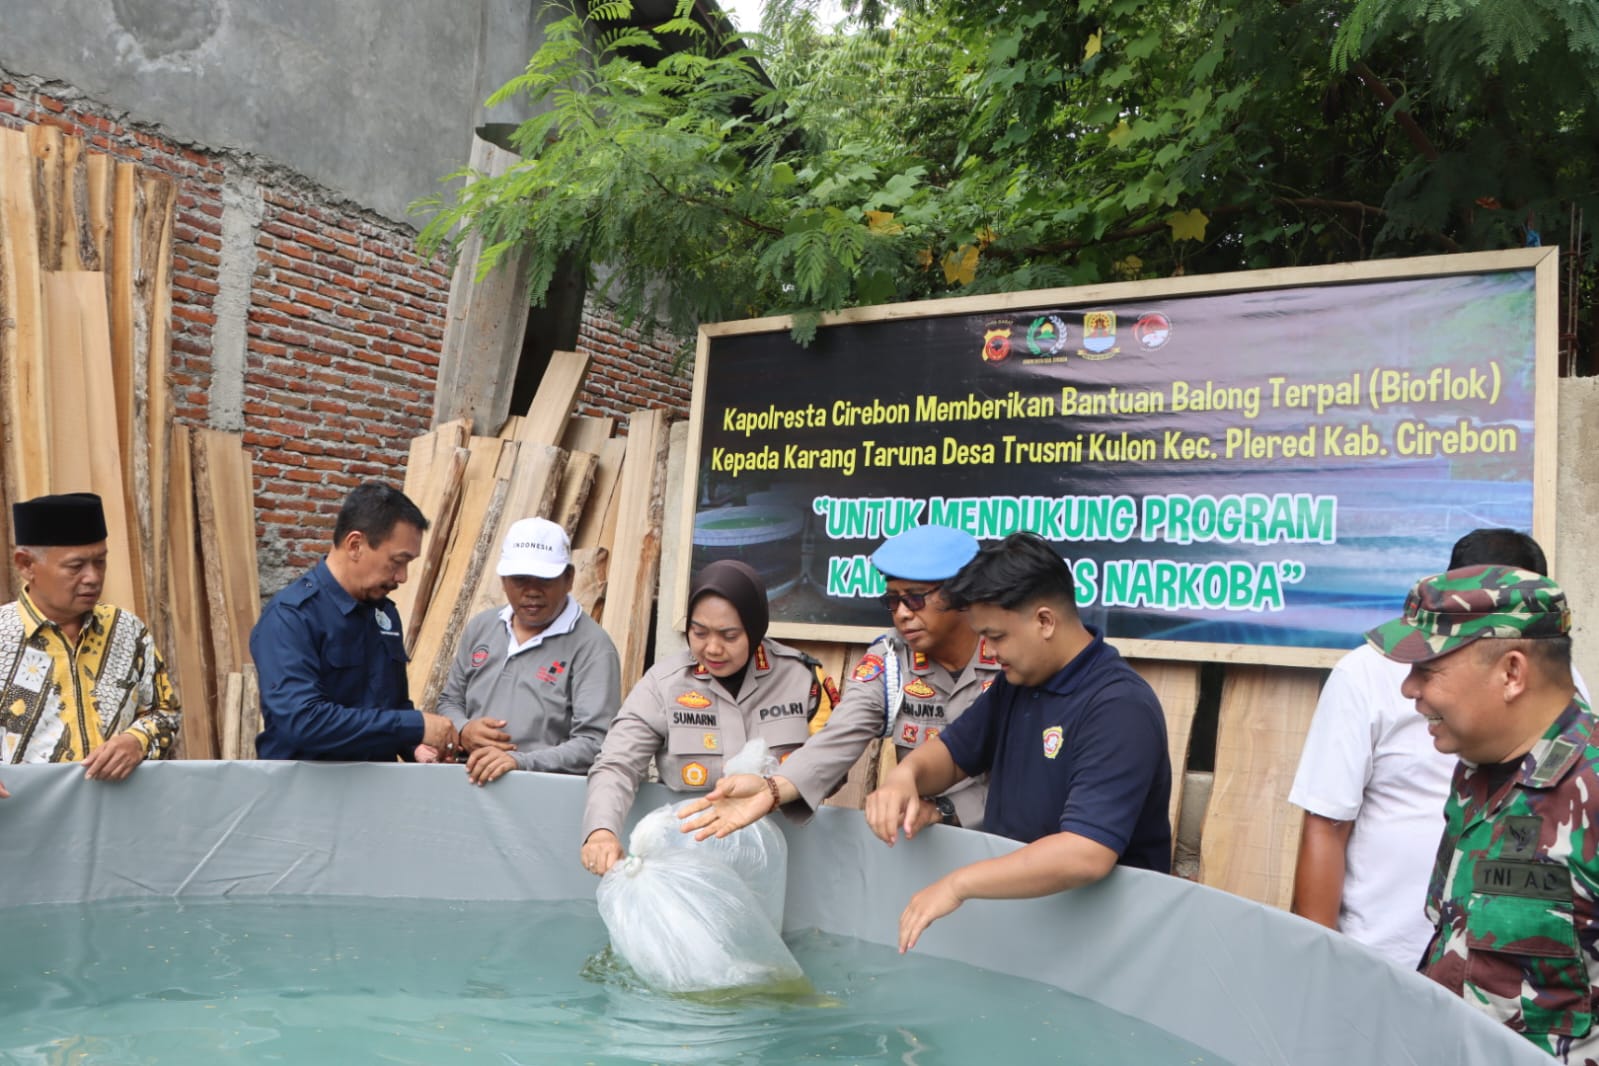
left=438, top=597, right=621, bottom=774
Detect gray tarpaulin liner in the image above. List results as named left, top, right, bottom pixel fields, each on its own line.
left=0, top=761, right=1551, bottom=1065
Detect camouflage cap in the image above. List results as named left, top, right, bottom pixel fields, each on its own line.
left=1365, top=564, right=1571, bottom=664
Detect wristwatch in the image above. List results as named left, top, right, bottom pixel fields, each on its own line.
left=932, top=795, right=959, bottom=827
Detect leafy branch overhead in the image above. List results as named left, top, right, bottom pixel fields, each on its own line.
left=417, top=0, right=1599, bottom=354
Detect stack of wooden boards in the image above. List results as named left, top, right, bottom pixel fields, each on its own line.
left=399, top=348, right=674, bottom=706
left=0, top=126, right=261, bottom=760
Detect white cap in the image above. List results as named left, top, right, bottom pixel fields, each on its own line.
left=496, top=517, right=571, bottom=578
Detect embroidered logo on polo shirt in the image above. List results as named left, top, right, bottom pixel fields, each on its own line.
left=677, top=691, right=712, bottom=709
left=375, top=611, right=393, bottom=632
left=536, top=660, right=568, bottom=684
left=901, top=722, right=919, bottom=745
left=470, top=645, right=491, bottom=668
left=1043, top=726, right=1064, bottom=759
left=853, top=654, right=885, bottom=682
left=703, top=733, right=719, bottom=751
left=903, top=678, right=936, bottom=699
left=682, top=761, right=709, bottom=787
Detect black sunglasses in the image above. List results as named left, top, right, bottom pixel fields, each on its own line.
left=879, top=586, right=940, bottom=612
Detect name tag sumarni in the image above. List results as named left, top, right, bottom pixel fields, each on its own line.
left=1473, top=859, right=1572, bottom=901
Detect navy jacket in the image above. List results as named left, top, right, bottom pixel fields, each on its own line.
left=250, top=559, right=423, bottom=760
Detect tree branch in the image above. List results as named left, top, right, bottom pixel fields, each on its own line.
left=646, top=173, right=786, bottom=236
left=1349, top=62, right=1440, bottom=162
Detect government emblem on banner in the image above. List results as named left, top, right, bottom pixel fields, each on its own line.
left=1134, top=312, right=1171, bottom=350
left=1080, top=311, right=1118, bottom=358
left=1026, top=314, right=1069, bottom=358
left=1042, top=725, right=1064, bottom=759
left=982, top=321, right=1013, bottom=362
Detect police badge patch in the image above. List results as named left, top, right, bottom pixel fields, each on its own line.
left=1043, top=726, right=1064, bottom=759
left=853, top=654, right=885, bottom=682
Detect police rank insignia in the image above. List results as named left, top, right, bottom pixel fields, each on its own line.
left=676, top=691, right=712, bottom=709
left=903, top=678, right=936, bottom=699
left=693, top=662, right=710, bottom=678
left=755, top=645, right=770, bottom=671
left=911, top=651, right=929, bottom=671
left=853, top=654, right=885, bottom=682
left=981, top=678, right=995, bottom=692
left=978, top=639, right=998, bottom=665
left=1042, top=726, right=1064, bottom=759
left=682, top=762, right=709, bottom=787
left=703, top=733, right=719, bottom=751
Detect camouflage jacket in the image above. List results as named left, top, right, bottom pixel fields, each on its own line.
left=1421, top=698, right=1599, bottom=1063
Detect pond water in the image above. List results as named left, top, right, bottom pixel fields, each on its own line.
left=0, top=896, right=1227, bottom=1065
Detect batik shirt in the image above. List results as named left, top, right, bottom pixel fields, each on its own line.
left=0, top=591, right=180, bottom=763
left=1421, top=697, right=1599, bottom=1064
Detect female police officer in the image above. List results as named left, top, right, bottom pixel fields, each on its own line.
left=579, top=559, right=872, bottom=875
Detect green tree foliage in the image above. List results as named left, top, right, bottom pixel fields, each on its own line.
left=417, top=0, right=1599, bottom=360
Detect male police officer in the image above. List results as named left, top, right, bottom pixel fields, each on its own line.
left=1368, top=566, right=1597, bottom=1063
left=833, top=524, right=999, bottom=830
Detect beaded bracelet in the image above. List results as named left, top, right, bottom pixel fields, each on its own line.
left=764, top=775, right=782, bottom=812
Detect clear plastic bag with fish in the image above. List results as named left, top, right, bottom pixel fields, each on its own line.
left=596, top=802, right=805, bottom=994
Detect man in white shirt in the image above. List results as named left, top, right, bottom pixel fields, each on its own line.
left=1288, top=528, right=1588, bottom=967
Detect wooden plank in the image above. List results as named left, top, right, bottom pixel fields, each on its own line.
left=392, top=418, right=471, bottom=642
left=1198, top=665, right=1324, bottom=909
left=498, top=414, right=523, bottom=440
left=240, top=664, right=262, bottom=760
left=572, top=546, right=609, bottom=620
left=432, top=134, right=534, bottom=435
left=561, top=414, right=614, bottom=456
left=165, top=425, right=217, bottom=760
left=574, top=436, right=626, bottom=551
left=602, top=410, right=671, bottom=691
left=0, top=127, right=51, bottom=502
left=219, top=671, right=243, bottom=761
left=652, top=420, right=691, bottom=662
left=85, top=153, right=113, bottom=270
left=107, top=163, right=140, bottom=590
left=467, top=442, right=566, bottom=618
left=552, top=449, right=598, bottom=538
left=192, top=430, right=263, bottom=679
left=28, top=125, right=95, bottom=272
left=137, top=171, right=178, bottom=648
left=40, top=271, right=139, bottom=615
left=406, top=438, right=519, bottom=707
left=515, top=349, right=591, bottom=449
left=1129, top=658, right=1202, bottom=851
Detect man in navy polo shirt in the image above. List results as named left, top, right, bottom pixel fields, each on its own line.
left=865, top=532, right=1171, bottom=952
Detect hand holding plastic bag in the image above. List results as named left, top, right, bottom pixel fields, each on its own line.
left=597, top=804, right=804, bottom=993
left=665, top=740, right=788, bottom=930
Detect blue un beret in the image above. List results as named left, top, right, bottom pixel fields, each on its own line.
left=871, top=525, right=979, bottom=582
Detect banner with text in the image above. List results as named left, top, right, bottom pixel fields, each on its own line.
left=691, top=265, right=1543, bottom=654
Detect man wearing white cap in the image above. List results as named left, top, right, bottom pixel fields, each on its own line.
left=436, top=517, right=621, bottom=785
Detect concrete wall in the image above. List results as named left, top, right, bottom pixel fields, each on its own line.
left=0, top=0, right=543, bottom=223
left=1558, top=376, right=1599, bottom=692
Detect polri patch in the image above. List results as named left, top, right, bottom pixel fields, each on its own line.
left=677, top=690, right=712, bottom=709
left=682, top=761, right=709, bottom=787
left=853, top=654, right=885, bottom=683
left=1043, top=726, right=1064, bottom=759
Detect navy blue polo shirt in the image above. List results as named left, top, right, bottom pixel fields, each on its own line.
left=250, top=559, right=423, bottom=761
left=939, top=630, right=1172, bottom=872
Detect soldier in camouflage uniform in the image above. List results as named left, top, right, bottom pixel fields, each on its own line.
left=1367, top=565, right=1595, bottom=1063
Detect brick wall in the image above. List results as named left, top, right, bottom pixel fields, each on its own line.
left=575, top=307, right=693, bottom=426
left=2, top=70, right=694, bottom=596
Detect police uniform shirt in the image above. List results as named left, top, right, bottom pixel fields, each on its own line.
left=837, top=631, right=1001, bottom=828
left=437, top=597, right=621, bottom=774
left=250, top=559, right=422, bottom=760
left=582, top=638, right=866, bottom=842
left=938, top=629, right=1172, bottom=871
